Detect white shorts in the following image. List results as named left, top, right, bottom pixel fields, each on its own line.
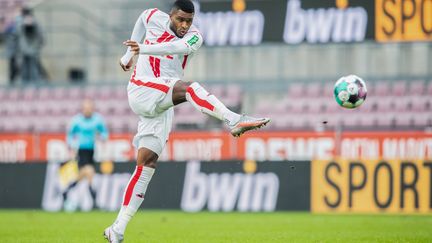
left=127, top=76, right=180, bottom=156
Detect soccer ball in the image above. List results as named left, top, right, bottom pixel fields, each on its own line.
left=333, top=75, right=367, bottom=109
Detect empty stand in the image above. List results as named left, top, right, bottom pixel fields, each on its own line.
left=0, top=81, right=430, bottom=133
left=0, top=83, right=244, bottom=132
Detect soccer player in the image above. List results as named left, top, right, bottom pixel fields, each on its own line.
left=104, top=1, right=269, bottom=242
left=63, top=99, right=109, bottom=209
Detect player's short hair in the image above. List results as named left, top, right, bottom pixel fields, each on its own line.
left=172, top=0, right=195, bottom=13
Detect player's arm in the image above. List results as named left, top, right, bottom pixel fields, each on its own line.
left=124, top=32, right=203, bottom=56
left=119, top=10, right=149, bottom=71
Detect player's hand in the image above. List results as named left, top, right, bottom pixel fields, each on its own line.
left=123, top=40, right=140, bottom=55
left=119, top=58, right=133, bottom=71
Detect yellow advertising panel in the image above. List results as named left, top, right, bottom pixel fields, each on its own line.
left=312, top=159, right=432, bottom=213
left=376, top=0, right=432, bottom=42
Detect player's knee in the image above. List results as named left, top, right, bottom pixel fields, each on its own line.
left=173, top=80, right=193, bottom=105
left=144, top=159, right=157, bottom=168
left=181, top=80, right=193, bottom=87
left=174, top=80, right=192, bottom=93
left=139, top=156, right=157, bottom=168
left=136, top=148, right=158, bottom=168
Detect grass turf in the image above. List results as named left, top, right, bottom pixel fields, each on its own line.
left=0, top=210, right=431, bottom=242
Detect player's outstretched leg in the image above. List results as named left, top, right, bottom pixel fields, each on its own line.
left=178, top=82, right=270, bottom=137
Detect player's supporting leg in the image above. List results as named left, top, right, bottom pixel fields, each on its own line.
left=104, top=147, right=157, bottom=242
left=172, top=81, right=270, bottom=137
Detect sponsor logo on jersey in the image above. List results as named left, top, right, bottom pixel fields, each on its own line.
left=187, top=35, right=200, bottom=46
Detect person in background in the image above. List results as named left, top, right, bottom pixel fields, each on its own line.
left=63, top=99, right=109, bottom=209
left=3, top=5, right=23, bottom=84
left=18, top=7, right=44, bottom=82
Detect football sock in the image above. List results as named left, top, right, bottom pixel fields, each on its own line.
left=186, top=82, right=241, bottom=125
left=113, top=166, right=155, bottom=235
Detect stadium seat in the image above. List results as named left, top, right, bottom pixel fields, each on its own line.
left=18, top=101, right=37, bottom=116
left=0, top=89, right=6, bottom=101
left=84, top=86, right=99, bottom=99
left=413, top=113, right=431, bottom=127
left=289, top=97, right=308, bottom=113
left=52, top=87, right=68, bottom=100
left=307, top=98, right=329, bottom=114
left=376, top=97, right=394, bottom=112
left=108, top=117, right=128, bottom=133
left=22, top=88, right=37, bottom=100
left=392, top=81, right=407, bottom=96
left=358, top=113, right=377, bottom=127
left=394, top=114, right=412, bottom=127
left=113, top=85, right=128, bottom=100
left=305, top=82, right=322, bottom=97
left=410, top=96, right=427, bottom=111
left=6, top=88, right=20, bottom=101
left=372, top=81, right=390, bottom=96
left=427, top=81, right=432, bottom=95
left=376, top=112, right=395, bottom=127
left=322, top=82, right=335, bottom=97
left=209, top=84, right=224, bottom=97
left=408, top=80, right=425, bottom=95
left=67, top=86, right=84, bottom=100
left=37, top=87, right=52, bottom=100
left=393, top=97, right=410, bottom=111
left=288, top=83, right=304, bottom=98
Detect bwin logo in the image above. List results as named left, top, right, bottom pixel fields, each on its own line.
left=193, top=2, right=265, bottom=46
left=181, top=161, right=280, bottom=212
left=283, top=0, right=368, bottom=44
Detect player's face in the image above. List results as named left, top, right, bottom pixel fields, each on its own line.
left=169, top=9, right=194, bottom=38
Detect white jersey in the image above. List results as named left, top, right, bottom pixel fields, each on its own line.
left=122, top=9, right=203, bottom=155
left=131, top=8, right=203, bottom=81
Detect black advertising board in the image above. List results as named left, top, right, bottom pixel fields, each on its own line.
left=0, top=164, right=47, bottom=208
left=0, top=161, right=311, bottom=212
left=193, top=0, right=375, bottom=45
left=1, top=160, right=430, bottom=213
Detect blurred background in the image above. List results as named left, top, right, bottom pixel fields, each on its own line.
left=0, top=0, right=431, bottom=214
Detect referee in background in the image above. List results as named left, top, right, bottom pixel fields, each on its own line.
left=63, top=98, right=109, bottom=209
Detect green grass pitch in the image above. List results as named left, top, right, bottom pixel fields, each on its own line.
left=0, top=210, right=431, bottom=242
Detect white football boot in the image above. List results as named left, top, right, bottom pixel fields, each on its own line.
left=229, top=115, right=270, bottom=137
left=103, top=226, right=124, bottom=243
